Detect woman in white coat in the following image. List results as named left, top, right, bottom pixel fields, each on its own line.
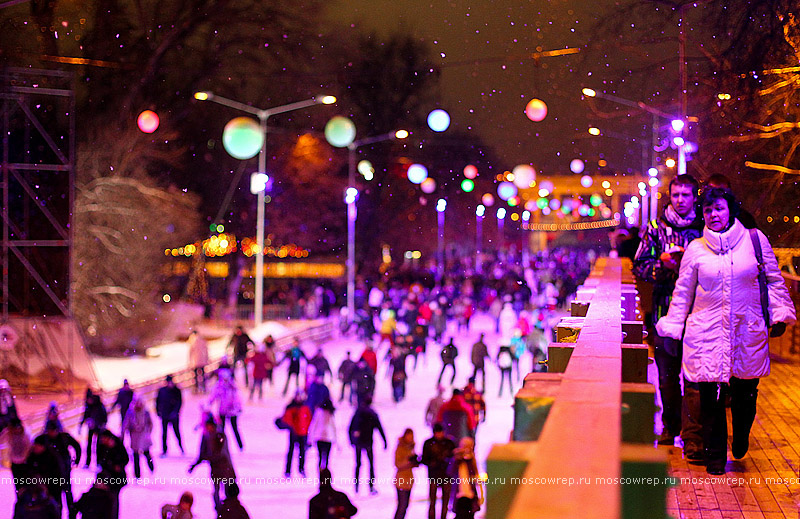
left=307, top=397, right=337, bottom=472
left=656, top=187, right=796, bottom=475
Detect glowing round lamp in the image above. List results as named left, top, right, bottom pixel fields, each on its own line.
left=427, top=109, right=451, bottom=132
left=461, top=179, right=475, bottom=192
left=539, top=180, right=554, bottom=195
left=525, top=200, right=537, bottom=212
left=512, top=164, right=536, bottom=188
left=601, top=207, right=613, bottom=218
left=497, top=208, right=506, bottom=220
left=421, top=177, right=437, bottom=194
left=223, top=117, right=263, bottom=160
left=525, top=98, right=548, bottom=122
left=580, top=175, right=593, bottom=188
left=536, top=198, right=548, bottom=209
left=324, top=116, right=356, bottom=148
left=549, top=198, right=561, bottom=210
left=648, top=167, right=659, bottom=177
left=358, top=160, right=374, bottom=176
left=522, top=210, right=531, bottom=221
left=481, top=193, right=495, bottom=207
left=542, top=207, right=551, bottom=215
left=570, top=159, right=585, bottom=174
left=508, top=196, right=520, bottom=207
left=407, top=164, right=428, bottom=184
left=590, top=194, right=603, bottom=207
left=497, top=181, right=518, bottom=201
left=137, top=110, right=159, bottom=133
left=463, top=165, right=478, bottom=179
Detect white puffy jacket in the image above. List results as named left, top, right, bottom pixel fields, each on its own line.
left=656, top=219, right=796, bottom=383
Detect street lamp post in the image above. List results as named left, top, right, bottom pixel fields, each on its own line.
left=344, top=129, right=408, bottom=322
left=194, top=91, right=335, bottom=326
left=475, top=204, right=485, bottom=272
left=436, top=198, right=447, bottom=281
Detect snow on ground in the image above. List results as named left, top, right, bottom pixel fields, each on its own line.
left=2, top=313, right=536, bottom=519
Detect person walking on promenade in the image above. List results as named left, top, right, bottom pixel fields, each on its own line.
left=188, top=418, right=236, bottom=511
left=393, top=428, right=419, bottom=519
left=470, top=334, right=489, bottom=392
left=424, top=386, right=445, bottom=428
left=656, top=187, right=796, bottom=475
left=348, top=397, right=387, bottom=495
left=496, top=345, right=514, bottom=397
left=161, top=491, right=193, bottom=519
left=337, top=352, right=357, bottom=404
left=39, top=420, right=81, bottom=516
left=449, top=437, right=484, bottom=519
left=633, top=174, right=705, bottom=457
left=280, top=394, right=312, bottom=477
left=79, top=389, right=107, bottom=468
left=228, top=326, right=254, bottom=387
left=187, top=331, right=209, bottom=394
left=208, top=370, right=244, bottom=451
left=437, top=338, right=458, bottom=387
left=156, top=375, right=184, bottom=457
left=309, top=468, right=358, bottom=519
left=421, top=423, right=456, bottom=519
left=110, top=379, right=134, bottom=432
left=282, top=338, right=307, bottom=397
left=436, top=389, right=476, bottom=443
left=122, top=396, right=155, bottom=479
left=307, top=398, right=337, bottom=472
left=247, top=342, right=274, bottom=401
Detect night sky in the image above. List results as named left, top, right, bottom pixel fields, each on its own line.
left=323, top=0, right=653, bottom=176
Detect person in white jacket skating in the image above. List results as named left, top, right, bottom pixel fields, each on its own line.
left=307, top=398, right=338, bottom=472
left=656, top=187, right=796, bottom=475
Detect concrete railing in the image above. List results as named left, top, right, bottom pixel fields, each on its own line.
left=486, top=257, right=669, bottom=519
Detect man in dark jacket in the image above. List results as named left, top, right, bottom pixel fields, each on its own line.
left=217, top=483, right=250, bottom=519
left=13, top=483, right=60, bottom=519
left=348, top=398, right=387, bottom=495
left=39, top=422, right=81, bottom=518
left=74, top=479, right=114, bottom=519
left=79, top=389, right=107, bottom=468
left=337, top=352, right=357, bottom=404
left=155, top=375, right=184, bottom=457
left=633, top=173, right=703, bottom=458
left=110, top=379, right=134, bottom=433
left=469, top=334, right=489, bottom=392
left=352, top=360, right=375, bottom=407
left=437, top=338, right=458, bottom=386
left=421, top=424, right=456, bottom=519
left=228, top=326, right=254, bottom=386
left=96, top=430, right=129, bottom=519
left=309, top=468, right=357, bottom=519
left=25, top=437, right=64, bottom=517
left=308, top=348, right=332, bottom=384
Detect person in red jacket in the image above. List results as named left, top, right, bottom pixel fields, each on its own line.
left=435, top=389, right=476, bottom=443
left=281, top=395, right=312, bottom=477
left=359, top=344, right=378, bottom=375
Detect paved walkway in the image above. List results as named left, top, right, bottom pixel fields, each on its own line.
left=665, top=356, right=800, bottom=519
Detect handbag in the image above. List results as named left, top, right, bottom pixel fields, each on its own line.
left=274, top=416, right=289, bottom=430
left=748, top=229, right=771, bottom=328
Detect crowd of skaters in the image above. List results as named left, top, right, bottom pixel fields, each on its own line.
left=1, top=245, right=596, bottom=519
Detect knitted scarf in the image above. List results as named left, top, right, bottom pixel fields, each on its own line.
left=664, top=204, right=697, bottom=228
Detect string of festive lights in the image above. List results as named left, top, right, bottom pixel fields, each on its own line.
left=522, top=219, right=621, bottom=231
left=164, top=234, right=310, bottom=258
